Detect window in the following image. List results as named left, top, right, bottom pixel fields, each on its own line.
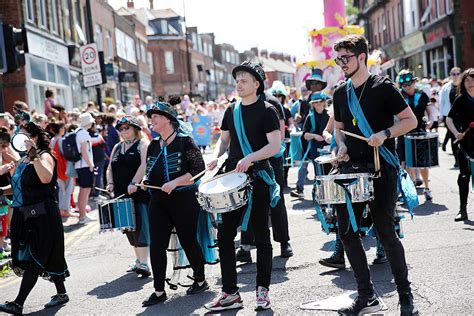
left=30, top=58, right=47, bottom=81
left=106, top=31, right=113, bottom=60
left=165, top=51, right=174, bottom=74
left=26, top=0, right=34, bottom=22
left=398, top=3, right=404, bottom=37
left=57, top=66, right=70, bottom=85
left=95, top=24, right=103, bottom=51
left=39, top=0, right=47, bottom=28
left=208, top=44, right=213, bottom=57
left=115, top=28, right=136, bottom=64
left=147, top=52, right=153, bottom=75
left=204, top=42, right=208, bottom=56
left=141, top=43, right=146, bottom=62
left=446, top=0, right=453, bottom=14
left=47, top=63, right=56, bottom=82
left=161, top=20, right=168, bottom=34
left=191, top=33, right=198, bottom=50
left=50, top=0, right=59, bottom=33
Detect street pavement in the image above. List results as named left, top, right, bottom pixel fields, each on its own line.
left=1, top=128, right=473, bottom=315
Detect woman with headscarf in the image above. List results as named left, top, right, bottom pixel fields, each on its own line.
left=0, top=122, right=69, bottom=315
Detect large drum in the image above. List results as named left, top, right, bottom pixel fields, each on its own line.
left=197, top=172, right=251, bottom=214
left=313, top=173, right=374, bottom=205
left=98, top=198, right=136, bottom=232
left=404, top=132, right=439, bottom=168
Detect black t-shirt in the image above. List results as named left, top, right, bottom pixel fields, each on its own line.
left=401, top=90, right=429, bottom=131
left=448, top=94, right=474, bottom=153
left=303, top=109, right=330, bottom=158
left=449, top=85, right=458, bottom=104
left=333, top=74, right=407, bottom=163
left=265, top=93, right=285, bottom=121
left=221, top=99, right=280, bottom=168
left=283, top=107, right=292, bottom=138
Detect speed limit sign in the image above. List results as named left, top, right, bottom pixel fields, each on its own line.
left=80, top=43, right=100, bottom=76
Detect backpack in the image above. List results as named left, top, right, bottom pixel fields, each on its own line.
left=62, top=129, right=82, bottom=162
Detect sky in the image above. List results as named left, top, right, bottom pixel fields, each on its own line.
left=109, top=0, right=325, bottom=58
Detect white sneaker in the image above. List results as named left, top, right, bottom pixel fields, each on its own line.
left=255, top=286, right=271, bottom=311
left=78, top=215, right=96, bottom=225
left=424, top=188, right=433, bottom=201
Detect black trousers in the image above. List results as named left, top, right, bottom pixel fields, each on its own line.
left=457, top=146, right=471, bottom=210
left=241, top=156, right=290, bottom=244
left=148, top=190, right=205, bottom=291
left=334, top=164, right=411, bottom=298
left=218, top=179, right=272, bottom=294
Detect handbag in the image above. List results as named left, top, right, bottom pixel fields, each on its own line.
left=19, top=201, right=47, bottom=220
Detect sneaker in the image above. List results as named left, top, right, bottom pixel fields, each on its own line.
left=290, top=189, right=304, bottom=198
left=135, top=262, right=151, bottom=277
left=319, top=237, right=345, bottom=269
left=236, top=247, right=252, bottom=263
left=338, top=295, right=381, bottom=315
left=372, top=240, right=388, bottom=265
left=0, top=301, right=23, bottom=315
left=44, top=293, right=69, bottom=308
left=126, top=259, right=139, bottom=272
left=255, top=286, right=271, bottom=311
left=78, top=215, right=96, bottom=225
left=142, top=292, right=167, bottom=307
left=204, top=291, right=243, bottom=311
left=454, top=210, right=468, bottom=222
left=399, top=292, right=419, bottom=316
left=423, top=188, right=433, bottom=201
left=186, top=280, right=209, bottom=295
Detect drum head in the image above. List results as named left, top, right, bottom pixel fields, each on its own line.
left=11, top=133, right=29, bottom=153
left=199, top=172, right=248, bottom=194
left=315, top=154, right=336, bottom=165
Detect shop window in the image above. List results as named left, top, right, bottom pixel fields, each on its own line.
left=106, top=31, right=113, bottom=60
left=47, top=63, right=56, bottom=83
left=165, top=51, right=174, bottom=74
left=57, top=66, right=70, bottom=85
left=30, top=58, right=47, bottom=81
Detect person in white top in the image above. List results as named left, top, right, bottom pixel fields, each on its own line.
left=76, top=113, right=96, bottom=224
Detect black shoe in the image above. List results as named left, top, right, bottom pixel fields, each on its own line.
left=290, top=189, right=304, bottom=198
left=186, top=280, right=209, bottom=295
left=372, top=254, right=388, bottom=264
left=338, top=295, right=381, bottom=315
left=454, top=211, right=468, bottom=222
left=0, top=301, right=23, bottom=315
left=235, top=247, right=252, bottom=263
left=414, top=179, right=423, bottom=187
left=399, top=292, right=419, bottom=316
left=135, top=262, right=152, bottom=277
left=319, top=256, right=346, bottom=269
left=280, top=242, right=294, bottom=258
left=44, top=293, right=69, bottom=308
left=142, top=292, right=167, bottom=307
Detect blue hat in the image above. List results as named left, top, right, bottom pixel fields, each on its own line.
left=306, top=68, right=327, bottom=90
left=146, top=101, right=178, bottom=125
left=309, top=92, right=328, bottom=103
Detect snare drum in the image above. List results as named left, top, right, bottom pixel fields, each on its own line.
left=313, top=173, right=374, bottom=204
left=98, top=198, right=136, bottom=231
left=197, top=172, right=251, bottom=214
left=404, top=132, right=439, bottom=168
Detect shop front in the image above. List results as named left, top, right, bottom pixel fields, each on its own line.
left=401, top=31, right=426, bottom=78
left=423, top=19, right=455, bottom=80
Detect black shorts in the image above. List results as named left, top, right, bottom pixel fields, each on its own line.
left=76, top=167, right=94, bottom=188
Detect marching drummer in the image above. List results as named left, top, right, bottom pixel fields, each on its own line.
left=332, top=35, right=418, bottom=315
left=206, top=61, right=281, bottom=311
left=106, top=116, right=151, bottom=277
left=396, top=69, right=436, bottom=201
left=141, top=101, right=209, bottom=307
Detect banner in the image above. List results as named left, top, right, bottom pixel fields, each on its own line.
left=191, top=115, right=212, bottom=147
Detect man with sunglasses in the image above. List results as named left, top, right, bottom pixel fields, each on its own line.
left=440, top=67, right=462, bottom=167
left=331, top=35, right=418, bottom=316
left=396, top=70, right=435, bottom=201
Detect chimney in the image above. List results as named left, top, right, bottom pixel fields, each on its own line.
left=127, top=0, right=134, bottom=8
left=149, top=0, right=154, bottom=9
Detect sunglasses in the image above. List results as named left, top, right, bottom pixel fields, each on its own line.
left=402, top=81, right=414, bottom=88
left=399, top=75, right=414, bottom=84
left=334, top=54, right=357, bottom=65
left=119, top=125, right=132, bottom=132
left=117, top=117, right=130, bottom=125
left=451, top=73, right=461, bottom=76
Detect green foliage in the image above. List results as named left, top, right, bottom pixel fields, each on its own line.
left=346, top=0, right=359, bottom=16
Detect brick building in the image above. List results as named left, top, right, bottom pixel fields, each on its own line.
left=215, top=43, right=240, bottom=96
left=455, top=0, right=474, bottom=69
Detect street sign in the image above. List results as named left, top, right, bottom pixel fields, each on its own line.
left=118, top=71, right=138, bottom=82
left=83, top=72, right=103, bottom=87
left=80, top=43, right=100, bottom=75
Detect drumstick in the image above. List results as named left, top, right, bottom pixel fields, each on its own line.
left=136, top=183, right=163, bottom=190
left=95, top=187, right=110, bottom=193
left=189, top=168, right=208, bottom=182
left=110, top=193, right=126, bottom=201
left=453, top=122, right=474, bottom=144
left=340, top=130, right=369, bottom=142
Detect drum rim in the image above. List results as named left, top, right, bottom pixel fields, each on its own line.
left=315, top=172, right=374, bottom=180
left=198, top=172, right=249, bottom=195
left=404, top=132, right=439, bottom=139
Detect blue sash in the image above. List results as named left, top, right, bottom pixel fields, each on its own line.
left=346, top=79, right=419, bottom=216
left=233, top=101, right=281, bottom=231
left=404, top=92, right=421, bottom=109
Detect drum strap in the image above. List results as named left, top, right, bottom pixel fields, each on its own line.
left=312, top=182, right=330, bottom=234
left=333, top=178, right=360, bottom=233
left=234, top=102, right=280, bottom=231
left=345, top=79, right=419, bottom=217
